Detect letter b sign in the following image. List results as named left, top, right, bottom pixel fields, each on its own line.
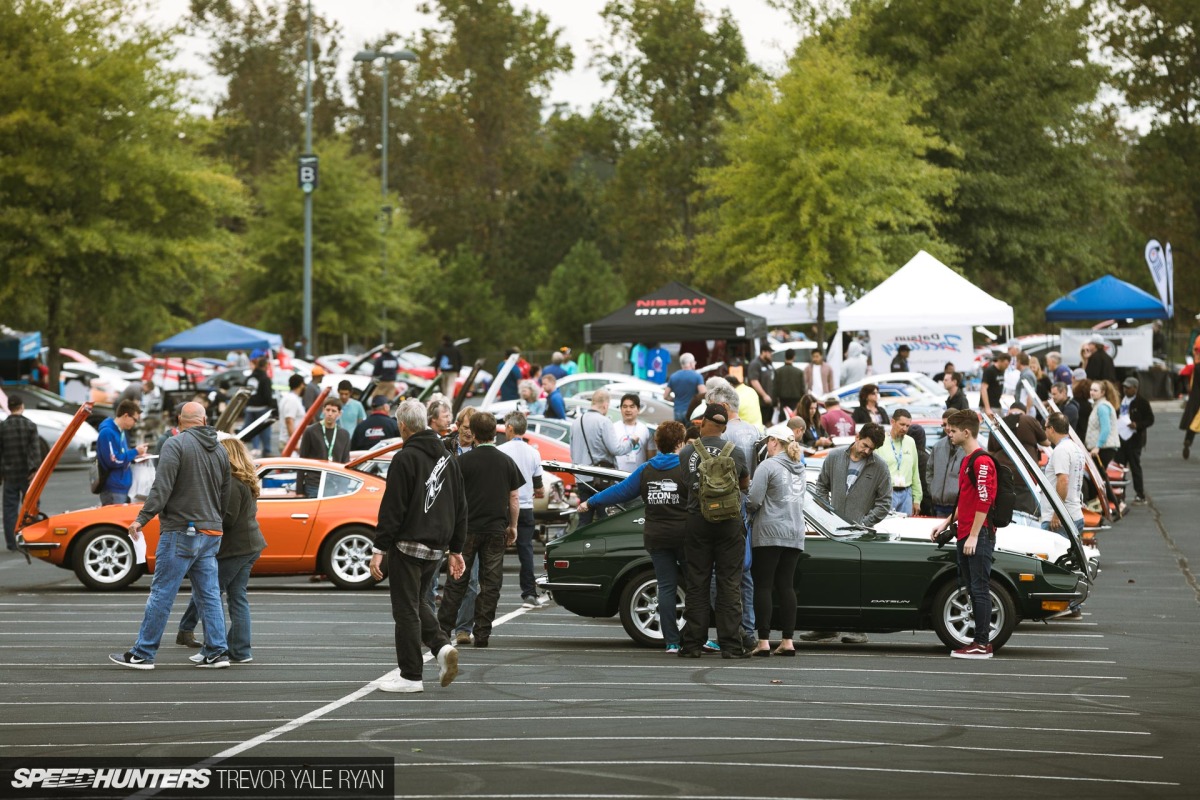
left=298, top=156, right=319, bottom=193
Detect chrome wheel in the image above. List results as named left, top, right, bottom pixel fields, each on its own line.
left=619, top=570, right=686, bottom=647
left=74, top=529, right=140, bottom=590
left=324, top=528, right=377, bottom=589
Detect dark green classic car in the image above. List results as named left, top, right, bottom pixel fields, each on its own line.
left=539, top=420, right=1092, bottom=652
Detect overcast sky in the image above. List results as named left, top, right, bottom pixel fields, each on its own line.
left=147, top=0, right=801, bottom=113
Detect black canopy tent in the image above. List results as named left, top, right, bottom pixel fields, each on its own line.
left=584, top=282, right=769, bottom=345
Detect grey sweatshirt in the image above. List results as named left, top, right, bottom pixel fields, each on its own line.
left=747, top=453, right=806, bottom=550
left=136, top=426, right=230, bottom=533
left=925, top=437, right=965, bottom=507
left=569, top=409, right=634, bottom=484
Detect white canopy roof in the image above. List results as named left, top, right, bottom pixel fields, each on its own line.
left=735, top=286, right=850, bottom=326
left=837, top=250, right=1014, bottom=329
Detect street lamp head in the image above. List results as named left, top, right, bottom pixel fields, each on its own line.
left=354, top=48, right=417, bottom=63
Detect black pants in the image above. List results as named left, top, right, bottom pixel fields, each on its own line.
left=750, top=546, right=801, bottom=640
left=438, top=530, right=506, bottom=643
left=1117, top=438, right=1145, bottom=497
left=680, top=514, right=745, bottom=654
left=387, top=550, right=450, bottom=681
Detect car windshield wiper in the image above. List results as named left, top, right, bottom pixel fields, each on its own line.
left=836, top=523, right=875, bottom=533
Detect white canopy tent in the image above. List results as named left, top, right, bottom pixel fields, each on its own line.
left=735, top=285, right=850, bottom=327
left=829, top=251, right=1014, bottom=381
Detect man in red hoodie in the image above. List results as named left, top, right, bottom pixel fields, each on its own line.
left=932, top=409, right=997, bottom=659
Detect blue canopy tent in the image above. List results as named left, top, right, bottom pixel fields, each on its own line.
left=152, top=319, right=282, bottom=354
left=1045, top=275, right=1168, bottom=321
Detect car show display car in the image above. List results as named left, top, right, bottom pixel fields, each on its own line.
left=539, top=417, right=1094, bottom=652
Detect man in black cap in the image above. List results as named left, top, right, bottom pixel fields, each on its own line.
left=889, top=344, right=911, bottom=373
left=351, top=395, right=400, bottom=451
left=1116, top=376, right=1153, bottom=503
left=676, top=403, right=751, bottom=659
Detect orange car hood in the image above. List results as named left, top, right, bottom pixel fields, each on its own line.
left=19, top=402, right=93, bottom=533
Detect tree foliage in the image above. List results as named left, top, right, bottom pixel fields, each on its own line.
left=836, top=0, right=1125, bottom=322
left=0, top=0, right=249, bottom=383
left=697, top=37, right=957, bottom=303
left=529, top=241, right=627, bottom=348
left=1105, top=0, right=1200, bottom=324
left=594, top=0, right=749, bottom=293
left=189, top=0, right=345, bottom=178
left=237, top=137, right=433, bottom=353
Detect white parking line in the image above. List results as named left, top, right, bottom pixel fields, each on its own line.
left=0, top=698, right=1138, bottom=715
left=296, top=759, right=1181, bottom=787
left=0, top=713, right=1148, bottom=736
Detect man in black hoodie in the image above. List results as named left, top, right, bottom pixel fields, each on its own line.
left=369, top=399, right=468, bottom=694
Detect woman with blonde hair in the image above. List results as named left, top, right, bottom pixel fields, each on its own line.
left=176, top=437, right=266, bottom=662
left=1086, top=380, right=1120, bottom=469
left=746, top=423, right=807, bottom=656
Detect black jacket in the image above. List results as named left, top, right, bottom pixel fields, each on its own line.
left=1122, top=393, right=1154, bottom=448
left=374, top=428, right=467, bottom=553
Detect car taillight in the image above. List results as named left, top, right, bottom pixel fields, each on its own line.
left=553, top=560, right=569, bottom=569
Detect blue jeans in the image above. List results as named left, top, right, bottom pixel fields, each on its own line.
left=178, top=551, right=260, bottom=660
left=131, top=531, right=227, bottom=661
left=933, top=503, right=956, bottom=518
left=648, top=547, right=686, bottom=646
left=515, top=507, right=537, bottom=598
left=955, top=531, right=995, bottom=645
left=243, top=409, right=272, bottom=456
left=3, top=477, right=29, bottom=549
left=891, top=487, right=913, bottom=515
left=99, top=491, right=130, bottom=506
left=452, top=558, right=480, bottom=636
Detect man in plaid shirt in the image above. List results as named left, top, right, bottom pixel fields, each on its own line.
left=1, top=394, right=42, bottom=551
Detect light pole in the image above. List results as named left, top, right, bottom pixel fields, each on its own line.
left=299, top=0, right=315, bottom=360
left=354, top=47, right=417, bottom=344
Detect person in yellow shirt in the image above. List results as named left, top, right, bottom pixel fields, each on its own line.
left=729, top=375, right=763, bottom=428
left=884, top=409, right=922, bottom=515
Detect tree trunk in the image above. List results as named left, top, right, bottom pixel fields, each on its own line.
left=45, top=269, right=63, bottom=394
left=816, top=285, right=826, bottom=347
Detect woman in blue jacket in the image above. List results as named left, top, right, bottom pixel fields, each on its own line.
left=579, top=421, right=690, bottom=653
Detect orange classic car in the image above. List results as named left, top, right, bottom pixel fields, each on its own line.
left=18, top=403, right=398, bottom=591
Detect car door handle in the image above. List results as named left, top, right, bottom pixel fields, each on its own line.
left=291, top=514, right=309, bottom=520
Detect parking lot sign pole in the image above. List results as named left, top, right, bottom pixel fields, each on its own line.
left=301, top=0, right=314, bottom=360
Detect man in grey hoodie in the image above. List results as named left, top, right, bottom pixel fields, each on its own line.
left=926, top=410, right=966, bottom=517
left=109, top=402, right=231, bottom=670
left=802, top=422, right=889, bottom=645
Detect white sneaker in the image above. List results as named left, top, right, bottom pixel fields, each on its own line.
left=521, top=596, right=538, bottom=609
left=535, top=594, right=550, bottom=606
left=378, top=676, right=424, bottom=693
left=188, top=653, right=204, bottom=664
left=437, top=644, right=459, bottom=688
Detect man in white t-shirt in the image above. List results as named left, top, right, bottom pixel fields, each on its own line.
left=497, top=412, right=547, bottom=608
left=1042, top=412, right=1085, bottom=534
left=614, top=393, right=652, bottom=473
left=277, top=374, right=306, bottom=451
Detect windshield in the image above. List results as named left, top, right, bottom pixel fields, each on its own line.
left=912, top=373, right=948, bottom=396
left=803, top=485, right=862, bottom=538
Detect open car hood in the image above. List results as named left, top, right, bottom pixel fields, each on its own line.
left=19, top=402, right=94, bottom=533
left=984, top=412, right=1092, bottom=580
left=541, top=460, right=630, bottom=483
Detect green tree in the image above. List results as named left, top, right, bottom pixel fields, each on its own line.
left=238, top=137, right=434, bottom=353
left=837, top=0, right=1125, bottom=323
left=1104, top=0, right=1200, bottom=325
left=529, top=241, right=627, bottom=348
left=189, top=0, right=345, bottom=179
left=0, top=0, right=250, bottom=385
left=594, top=0, right=750, bottom=292
left=362, top=0, right=572, bottom=277
left=697, top=38, right=957, bottom=310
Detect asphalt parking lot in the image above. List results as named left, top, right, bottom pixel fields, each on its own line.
left=2, top=413, right=1198, bottom=799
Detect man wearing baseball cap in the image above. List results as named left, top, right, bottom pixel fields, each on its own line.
left=351, top=395, right=400, bottom=451
left=1116, top=376, right=1153, bottom=503
left=675, top=403, right=751, bottom=659
left=889, top=344, right=911, bottom=373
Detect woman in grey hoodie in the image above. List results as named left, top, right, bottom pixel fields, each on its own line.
left=746, top=424, right=807, bottom=656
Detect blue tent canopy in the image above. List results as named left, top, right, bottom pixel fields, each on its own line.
left=0, top=326, right=41, bottom=361
left=152, top=319, right=283, bottom=354
left=1045, top=275, right=1168, bottom=322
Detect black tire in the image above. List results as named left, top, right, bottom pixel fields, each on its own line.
left=320, top=526, right=381, bottom=589
left=618, top=568, right=685, bottom=648
left=72, top=527, right=143, bottom=590
left=931, top=578, right=1017, bottom=651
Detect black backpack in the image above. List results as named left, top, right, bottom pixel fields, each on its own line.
left=965, top=450, right=1016, bottom=528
